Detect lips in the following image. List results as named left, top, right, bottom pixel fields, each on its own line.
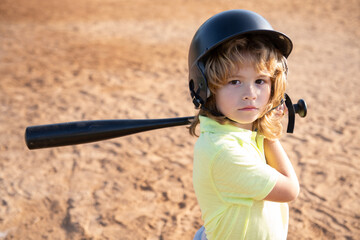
left=239, top=106, right=258, bottom=111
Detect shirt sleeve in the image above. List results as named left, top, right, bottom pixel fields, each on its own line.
left=212, top=145, right=280, bottom=202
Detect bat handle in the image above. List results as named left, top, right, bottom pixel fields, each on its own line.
left=294, top=99, right=307, bottom=118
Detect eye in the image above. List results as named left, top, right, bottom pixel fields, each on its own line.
left=228, top=80, right=241, bottom=85
left=255, top=79, right=267, bottom=85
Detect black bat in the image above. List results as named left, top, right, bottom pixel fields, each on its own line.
left=25, top=116, right=194, bottom=149
left=25, top=98, right=307, bottom=150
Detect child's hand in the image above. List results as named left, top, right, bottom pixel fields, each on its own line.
left=274, top=103, right=287, bottom=117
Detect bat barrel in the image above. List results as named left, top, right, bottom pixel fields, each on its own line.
left=25, top=116, right=194, bottom=150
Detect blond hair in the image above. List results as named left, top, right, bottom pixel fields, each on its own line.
left=189, top=36, right=288, bottom=139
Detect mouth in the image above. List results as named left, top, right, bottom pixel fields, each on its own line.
left=239, top=106, right=258, bottom=111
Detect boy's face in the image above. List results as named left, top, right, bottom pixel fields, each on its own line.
left=215, top=63, right=271, bottom=130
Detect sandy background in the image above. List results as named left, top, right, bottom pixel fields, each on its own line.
left=0, top=0, right=359, bottom=239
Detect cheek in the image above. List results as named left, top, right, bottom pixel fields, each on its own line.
left=260, top=86, right=272, bottom=105
left=215, top=92, right=224, bottom=111
left=215, top=89, right=231, bottom=111
left=266, top=89, right=272, bottom=102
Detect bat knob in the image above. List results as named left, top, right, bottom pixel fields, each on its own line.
left=293, top=99, right=307, bottom=118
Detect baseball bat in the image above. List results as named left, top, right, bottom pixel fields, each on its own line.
left=25, top=116, right=195, bottom=150
left=25, top=97, right=307, bottom=150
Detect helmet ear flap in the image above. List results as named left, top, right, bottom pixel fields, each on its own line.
left=189, top=79, right=201, bottom=108
left=189, top=62, right=210, bottom=109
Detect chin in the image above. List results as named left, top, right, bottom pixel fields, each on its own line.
left=231, top=116, right=258, bottom=125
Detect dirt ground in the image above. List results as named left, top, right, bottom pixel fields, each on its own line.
left=0, top=0, right=359, bottom=239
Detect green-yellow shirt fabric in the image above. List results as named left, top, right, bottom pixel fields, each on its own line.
left=193, top=116, right=289, bottom=240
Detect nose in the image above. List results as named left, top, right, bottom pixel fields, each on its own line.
left=242, top=84, right=257, bottom=100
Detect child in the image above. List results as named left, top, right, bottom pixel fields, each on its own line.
left=189, top=10, right=300, bottom=240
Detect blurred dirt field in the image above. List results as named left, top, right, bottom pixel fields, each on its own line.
left=0, top=0, right=359, bottom=239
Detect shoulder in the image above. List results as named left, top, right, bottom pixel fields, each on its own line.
left=195, top=131, right=243, bottom=152
left=195, top=132, right=250, bottom=166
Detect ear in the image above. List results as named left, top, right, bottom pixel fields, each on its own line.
left=207, top=88, right=211, bottom=98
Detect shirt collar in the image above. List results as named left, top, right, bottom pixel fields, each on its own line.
left=199, top=116, right=257, bottom=141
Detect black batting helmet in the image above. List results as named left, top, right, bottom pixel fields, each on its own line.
left=188, top=9, right=293, bottom=109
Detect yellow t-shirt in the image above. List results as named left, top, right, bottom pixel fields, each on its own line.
left=193, top=116, right=289, bottom=240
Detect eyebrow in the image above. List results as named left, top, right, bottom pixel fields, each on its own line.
left=228, top=74, right=271, bottom=78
